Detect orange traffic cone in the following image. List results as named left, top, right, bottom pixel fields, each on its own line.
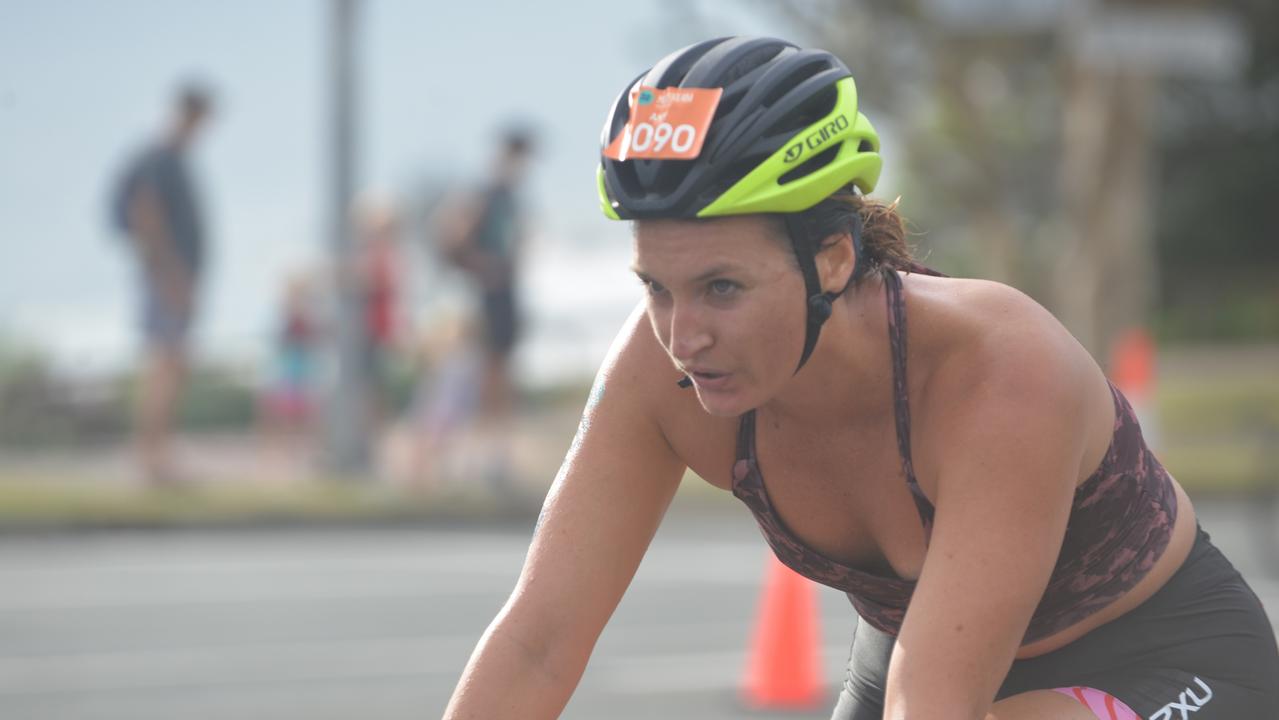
left=741, top=553, right=825, bottom=709
left=1110, top=327, right=1159, bottom=450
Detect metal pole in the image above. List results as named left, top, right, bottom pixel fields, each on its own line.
left=325, top=0, right=368, bottom=475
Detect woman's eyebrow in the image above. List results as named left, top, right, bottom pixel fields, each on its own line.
left=691, top=264, right=739, bottom=283
left=629, top=263, right=740, bottom=283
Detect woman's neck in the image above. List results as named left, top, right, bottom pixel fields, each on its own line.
left=759, top=273, right=897, bottom=428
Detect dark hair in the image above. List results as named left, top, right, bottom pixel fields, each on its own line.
left=502, top=126, right=535, bottom=157
left=788, top=185, right=914, bottom=284
left=177, top=82, right=213, bottom=117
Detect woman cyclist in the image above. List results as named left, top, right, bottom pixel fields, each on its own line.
left=443, top=36, right=1279, bottom=719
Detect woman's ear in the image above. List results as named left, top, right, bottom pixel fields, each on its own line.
left=816, top=231, right=856, bottom=294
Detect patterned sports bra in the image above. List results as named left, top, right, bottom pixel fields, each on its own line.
left=731, top=265, right=1178, bottom=644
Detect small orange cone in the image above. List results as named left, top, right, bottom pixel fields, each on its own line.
left=1111, top=328, right=1155, bottom=405
left=1110, top=327, right=1159, bottom=450
left=741, top=553, right=824, bottom=709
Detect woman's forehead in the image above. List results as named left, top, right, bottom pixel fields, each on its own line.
left=631, top=215, right=785, bottom=270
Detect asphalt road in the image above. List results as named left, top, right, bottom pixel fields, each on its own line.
left=1, top=501, right=1276, bottom=720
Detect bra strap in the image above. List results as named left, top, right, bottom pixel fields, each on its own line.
left=883, top=268, right=936, bottom=538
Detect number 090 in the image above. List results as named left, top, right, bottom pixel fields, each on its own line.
left=628, top=122, right=696, bottom=154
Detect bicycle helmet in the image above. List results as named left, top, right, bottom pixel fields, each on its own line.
left=597, top=36, right=882, bottom=375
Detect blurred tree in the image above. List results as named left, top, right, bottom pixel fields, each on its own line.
left=749, top=0, right=1060, bottom=285
left=0, top=343, right=128, bottom=447
left=1153, top=0, right=1279, bottom=342
left=737, top=0, right=1266, bottom=359
left=0, top=355, right=256, bottom=448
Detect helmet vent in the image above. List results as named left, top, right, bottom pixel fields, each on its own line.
left=760, top=60, right=832, bottom=108
left=704, top=154, right=770, bottom=198
left=858, top=138, right=875, bottom=153
left=714, top=87, right=746, bottom=122
left=719, top=45, right=788, bottom=88
left=767, top=83, right=838, bottom=136
left=778, top=145, right=840, bottom=185
left=613, top=157, right=642, bottom=194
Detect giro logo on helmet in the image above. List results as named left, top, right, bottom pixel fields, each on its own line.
left=803, top=114, right=850, bottom=153
left=783, top=142, right=804, bottom=163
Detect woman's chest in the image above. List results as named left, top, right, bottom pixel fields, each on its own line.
left=756, top=424, right=929, bottom=580
left=678, top=414, right=931, bottom=582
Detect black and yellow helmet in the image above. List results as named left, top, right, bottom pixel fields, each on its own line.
left=598, top=37, right=884, bottom=374
left=598, top=36, right=881, bottom=220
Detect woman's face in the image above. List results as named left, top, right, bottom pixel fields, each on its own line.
left=633, top=215, right=806, bottom=416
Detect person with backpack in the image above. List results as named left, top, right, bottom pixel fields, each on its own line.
left=433, top=128, right=535, bottom=493
left=109, top=82, right=213, bottom=486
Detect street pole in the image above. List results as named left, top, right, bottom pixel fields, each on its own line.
left=325, top=0, right=368, bottom=475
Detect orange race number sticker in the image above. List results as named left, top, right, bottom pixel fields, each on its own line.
left=603, top=86, right=723, bottom=161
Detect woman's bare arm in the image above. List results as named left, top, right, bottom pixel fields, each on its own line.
left=884, top=290, right=1092, bottom=720
left=443, top=305, right=686, bottom=719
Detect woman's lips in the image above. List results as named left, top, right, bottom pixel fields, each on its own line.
left=690, top=369, right=731, bottom=390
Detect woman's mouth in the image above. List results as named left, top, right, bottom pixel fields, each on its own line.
left=688, top=368, right=731, bottom=390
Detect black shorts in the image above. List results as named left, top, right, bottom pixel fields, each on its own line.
left=481, top=286, right=520, bottom=356
left=831, top=525, right=1279, bottom=719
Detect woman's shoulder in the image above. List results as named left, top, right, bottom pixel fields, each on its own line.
left=906, top=273, right=1105, bottom=475
left=890, top=275, right=1111, bottom=513
left=905, top=272, right=1098, bottom=425
left=904, top=272, right=1079, bottom=364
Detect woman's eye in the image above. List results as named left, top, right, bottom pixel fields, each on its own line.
left=641, top=278, right=667, bottom=296
left=709, top=279, right=738, bottom=296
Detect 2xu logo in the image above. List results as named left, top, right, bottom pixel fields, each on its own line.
left=1150, top=677, right=1213, bottom=720
left=783, top=114, right=850, bottom=163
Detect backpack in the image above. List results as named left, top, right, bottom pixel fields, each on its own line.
left=108, top=150, right=145, bottom=235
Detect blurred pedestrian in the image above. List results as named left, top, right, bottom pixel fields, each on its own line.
left=434, top=126, right=534, bottom=492
left=258, top=270, right=321, bottom=461
left=406, top=307, right=483, bottom=490
left=109, top=81, right=213, bottom=487
left=354, top=194, right=403, bottom=439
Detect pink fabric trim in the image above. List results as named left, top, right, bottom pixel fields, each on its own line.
left=1052, top=686, right=1142, bottom=719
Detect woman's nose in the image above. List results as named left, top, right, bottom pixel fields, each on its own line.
left=668, top=301, right=712, bottom=360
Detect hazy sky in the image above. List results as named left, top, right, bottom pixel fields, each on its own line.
left=0, top=1, right=798, bottom=383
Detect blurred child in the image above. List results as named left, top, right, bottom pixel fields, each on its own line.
left=258, top=272, right=320, bottom=462
left=406, top=309, right=483, bottom=490
left=355, top=196, right=403, bottom=438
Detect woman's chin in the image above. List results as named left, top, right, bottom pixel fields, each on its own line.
left=694, top=388, right=754, bottom=418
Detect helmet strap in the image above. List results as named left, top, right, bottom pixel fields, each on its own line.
left=786, top=211, right=866, bottom=374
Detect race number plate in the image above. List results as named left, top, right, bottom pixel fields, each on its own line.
left=603, top=86, right=723, bottom=161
